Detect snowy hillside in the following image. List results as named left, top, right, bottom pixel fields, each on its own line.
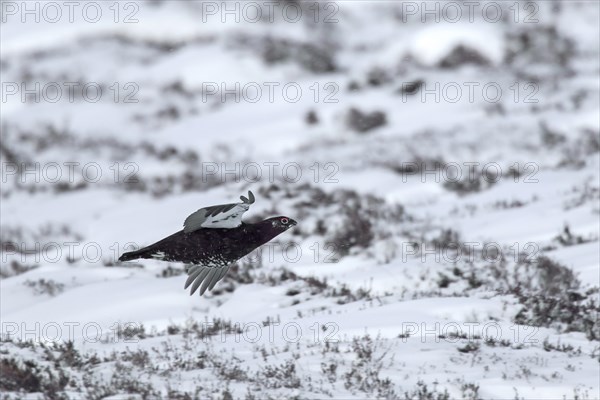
left=1, top=1, right=599, bottom=399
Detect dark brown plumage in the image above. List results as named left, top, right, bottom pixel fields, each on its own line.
left=119, top=217, right=296, bottom=265
left=118, top=191, right=297, bottom=295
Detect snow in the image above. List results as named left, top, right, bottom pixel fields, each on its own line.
left=1, top=1, right=599, bottom=398
left=409, top=24, right=505, bottom=66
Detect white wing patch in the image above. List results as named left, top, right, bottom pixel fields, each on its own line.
left=152, top=251, right=166, bottom=260
left=183, top=191, right=255, bottom=233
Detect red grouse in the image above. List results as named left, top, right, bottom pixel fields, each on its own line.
left=119, top=191, right=297, bottom=295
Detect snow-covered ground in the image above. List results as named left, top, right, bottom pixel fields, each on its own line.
left=1, top=1, right=599, bottom=399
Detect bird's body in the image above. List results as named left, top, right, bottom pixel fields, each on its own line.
left=118, top=191, right=297, bottom=295
left=119, top=221, right=287, bottom=265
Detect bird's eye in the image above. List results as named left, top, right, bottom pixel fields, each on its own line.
left=281, top=218, right=289, bottom=225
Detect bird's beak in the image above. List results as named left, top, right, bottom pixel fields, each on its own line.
left=289, top=218, right=298, bottom=227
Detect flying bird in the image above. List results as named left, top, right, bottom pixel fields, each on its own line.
left=119, top=191, right=297, bottom=295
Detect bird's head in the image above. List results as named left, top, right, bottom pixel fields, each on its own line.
left=265, top=216, right=298, bottom=232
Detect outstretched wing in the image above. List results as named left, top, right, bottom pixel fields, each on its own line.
left=183, top=190, right=255, bottom=232
left=184, top=264, right=230, bottom=295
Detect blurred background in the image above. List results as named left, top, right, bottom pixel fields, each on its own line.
left=1, top=1, right=599, bottom=398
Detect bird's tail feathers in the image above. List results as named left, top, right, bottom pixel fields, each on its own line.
left=118, top=247, right=150, bottom=262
